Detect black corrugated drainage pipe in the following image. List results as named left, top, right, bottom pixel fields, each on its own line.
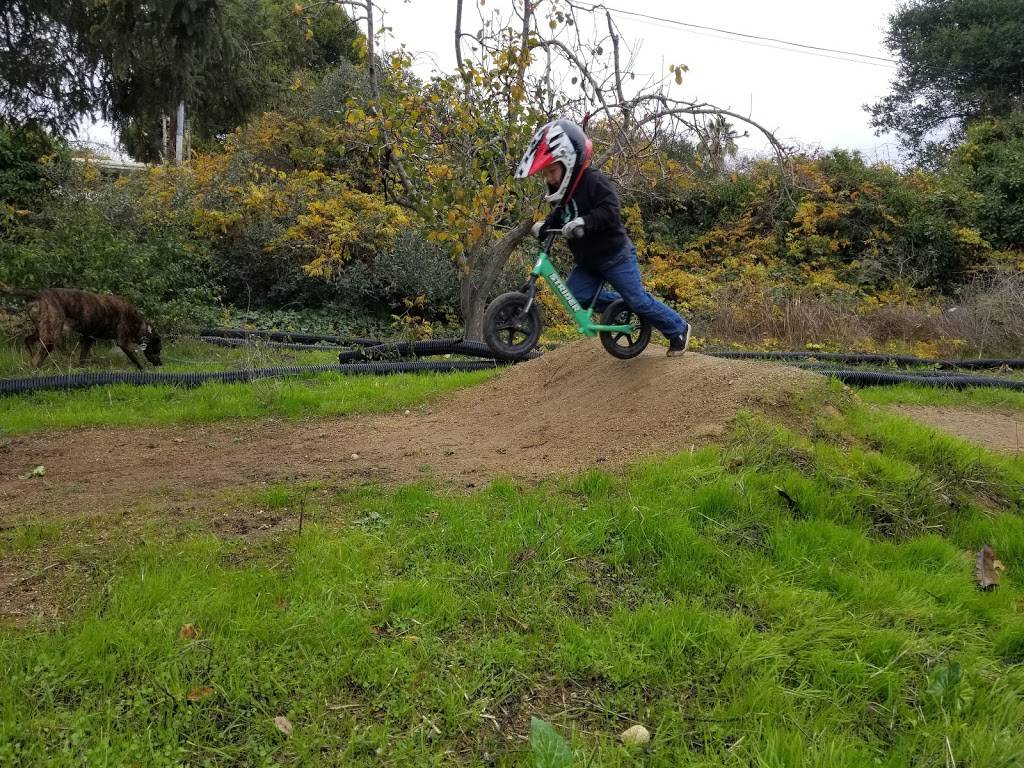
left=337, top=339, right=541, bottom=363
left=707, top=349, right=1024, bottom=370
left=798, top=366, right=1024, bottom=391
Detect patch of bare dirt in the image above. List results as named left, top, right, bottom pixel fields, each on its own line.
left=0, top=559, right=72, bottom=625
left=892, top=405, right=1024, bottom=455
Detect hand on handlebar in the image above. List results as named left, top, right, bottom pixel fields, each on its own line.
left=532, top=218, right=585, bottom=241
left=560, top=216, right=585, bottom=239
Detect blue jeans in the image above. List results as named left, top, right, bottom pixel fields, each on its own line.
left=567, top=242, right=688, bottom=339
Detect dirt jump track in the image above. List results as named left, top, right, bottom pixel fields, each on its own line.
left=1, top=342, right=821, bottom=517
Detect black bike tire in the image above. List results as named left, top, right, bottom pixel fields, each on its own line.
left=599, top=300, right=652, bottom=359
left=483, top=292, right=543, bottom=360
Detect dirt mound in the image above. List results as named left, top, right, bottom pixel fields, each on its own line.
left=1, top=341, right=821, bottom=516
left=374, top=341, right=819, bottom=479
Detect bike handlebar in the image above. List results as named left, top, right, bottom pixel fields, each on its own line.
left=539, top=226, right=583, bottom=246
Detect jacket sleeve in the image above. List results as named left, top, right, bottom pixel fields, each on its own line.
left=542, top=207, right=562, bottom=234
left=581, top=172, right=622, bottom=234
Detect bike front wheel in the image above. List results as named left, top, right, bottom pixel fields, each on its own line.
left=483, top=292, right=543, bottom=359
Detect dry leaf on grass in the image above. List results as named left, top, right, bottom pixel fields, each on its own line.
left=186, top=686, right=214, bottom=703
left=274, top=715, right=293, bottom=737
left=976, top=545, right=1000, bottom=590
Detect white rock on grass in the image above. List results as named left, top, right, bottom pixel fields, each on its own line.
left=620, top=724, right=650, bottom=745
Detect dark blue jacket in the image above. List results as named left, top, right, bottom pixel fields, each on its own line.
left=542, top=167, right=629, bottom=271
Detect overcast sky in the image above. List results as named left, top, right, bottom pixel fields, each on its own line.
left=82, top=0, right=904, bottom=162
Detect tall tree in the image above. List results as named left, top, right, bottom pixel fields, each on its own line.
left=868, top=0, right=1024, bottom=167
left=93, top=0, right=233, bottom=160
left=0, top=0, right=360, bottom=159
left=0, top=1, right=102, bottom=134
left=944, top=113, right=1024, bottom=249
left=107, top=0, right=362, bottom=160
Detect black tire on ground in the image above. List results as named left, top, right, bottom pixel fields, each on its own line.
left=483, top=292, right=543, bottom=360
left=599, top=299, right=652, bottom=359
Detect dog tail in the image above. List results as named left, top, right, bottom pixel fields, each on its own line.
left=0, top=282, right=40, bottom=299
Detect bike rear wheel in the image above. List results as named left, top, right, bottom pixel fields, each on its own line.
left=599, top=299, right=652, bottom=359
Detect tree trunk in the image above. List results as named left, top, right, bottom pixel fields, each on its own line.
left=459, top=218, right=533, bottom=340
left=175, top=100, right=185, bottom=166
left=460, top=277, right=486, bottom=341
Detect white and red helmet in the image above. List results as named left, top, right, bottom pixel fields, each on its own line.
left=515, top=119, right=593, bottom=203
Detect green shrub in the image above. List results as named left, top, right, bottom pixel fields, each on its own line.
left=0, top=165, right=218, bottom=331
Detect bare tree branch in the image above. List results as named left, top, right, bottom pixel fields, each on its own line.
left=363, top=0, right=377, bottom=97
left=517, top=1, right=532, bottom=90
left=605, top=10, right=625, bottom=107
left=455, top=0, right=466, bottom=77
left=527, top=39, right=609, bottom=114
left=336, top=0, right=419, bottom=201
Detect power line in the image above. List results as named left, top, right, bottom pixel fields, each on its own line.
left=630, top=19, right=898, bottom=69
left=577, top=2, right=898, bottom=67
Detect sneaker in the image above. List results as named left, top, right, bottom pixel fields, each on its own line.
left=667, top=324, right=691, bottom=357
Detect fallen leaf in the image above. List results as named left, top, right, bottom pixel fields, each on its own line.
left=976, top=544, right=1000, bottom=590
left=187, top=686, right=214, bottom=702
left=18, top=465, right=46, bottom=479
left=529, top=717, right=572, bottom=767
left=620, top=724, right=651, bottom=745
left=179, top=623, right=199, bottom=640
left=274, top=715, right=293, bottom=737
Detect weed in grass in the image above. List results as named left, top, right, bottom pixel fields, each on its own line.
left=0, top=523, right=60, bottom=555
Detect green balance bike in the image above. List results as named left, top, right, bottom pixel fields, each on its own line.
left=483, top=228, right=652, bottom=360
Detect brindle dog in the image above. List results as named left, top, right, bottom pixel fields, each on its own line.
left=2, top=285, right=162, bottom=369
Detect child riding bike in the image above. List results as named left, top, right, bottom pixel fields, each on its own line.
left=516, top=118, right=692, bottom=357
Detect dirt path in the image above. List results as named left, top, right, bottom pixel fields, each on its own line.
left=1, top=343, right=819, bottom=518
left=892, top=405, right=1024, bottom=455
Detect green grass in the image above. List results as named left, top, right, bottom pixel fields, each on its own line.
left=0, top=370, right=494, bottom=435
left=2, top=400, right=1024, bottom=766
left=0, top=338, right=496, bottom=435
left=858, top=382, right=1024, bottom=412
